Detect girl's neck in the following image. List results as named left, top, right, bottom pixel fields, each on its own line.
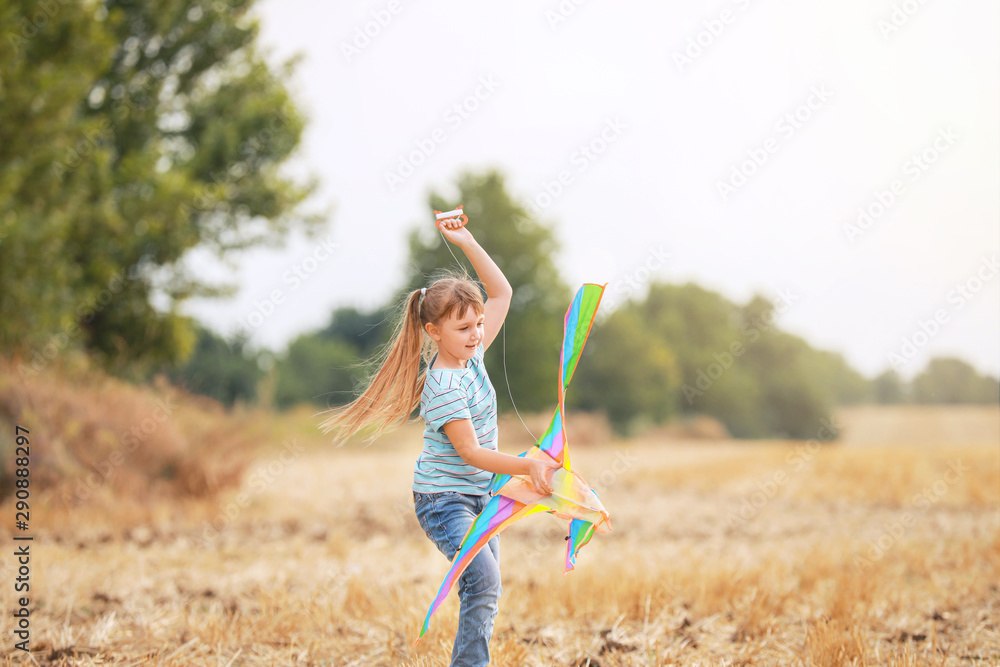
left=432, top=349, right=468, bottom=370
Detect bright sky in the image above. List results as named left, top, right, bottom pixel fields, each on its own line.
left=179, top=0, right=999, bottom=380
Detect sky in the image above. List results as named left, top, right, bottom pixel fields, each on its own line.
left=178, top=0, right=1000, bottom=380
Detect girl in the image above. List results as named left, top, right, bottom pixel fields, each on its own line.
left=319, top=217, right=559, bottom=666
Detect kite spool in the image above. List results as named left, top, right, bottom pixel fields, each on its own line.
left=434, top=206, right=468, bottom=228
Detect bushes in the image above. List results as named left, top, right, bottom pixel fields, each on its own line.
left=0, top=355, right=252, bottom=504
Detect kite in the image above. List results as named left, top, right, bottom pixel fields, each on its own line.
left=417, top=282, right=614, bottom=640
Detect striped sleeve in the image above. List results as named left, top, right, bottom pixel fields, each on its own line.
left=423, top=387, right=472, bottom=433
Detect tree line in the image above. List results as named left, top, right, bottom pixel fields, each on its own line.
left=166, top=172, right=999, bottom=437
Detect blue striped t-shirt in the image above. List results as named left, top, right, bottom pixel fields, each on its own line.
left=413, top=343, right=498, bottom=494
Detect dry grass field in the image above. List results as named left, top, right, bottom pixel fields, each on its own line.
left=1, top=395, right=998, bottom=666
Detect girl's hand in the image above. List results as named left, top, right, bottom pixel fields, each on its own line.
left=526, top=457, right=561, bottom=495
left=436, top=217, right=475, bottom=247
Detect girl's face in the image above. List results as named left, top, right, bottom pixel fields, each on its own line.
left=426, top=305, right=484, bottom=366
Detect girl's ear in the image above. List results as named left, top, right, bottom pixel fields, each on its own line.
left=424, top=321, right=440, bottom=341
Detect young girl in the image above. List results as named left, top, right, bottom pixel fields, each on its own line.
left=319, top=217, right=559, bottom=666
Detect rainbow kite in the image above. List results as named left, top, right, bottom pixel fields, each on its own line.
left=417, top=283, right=614, bottom=640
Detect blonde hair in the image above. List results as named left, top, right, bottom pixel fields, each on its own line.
left=317, top=275, right=485, bottom=443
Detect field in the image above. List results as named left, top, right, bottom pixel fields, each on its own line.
left=1, top=403, right=998, bottom=666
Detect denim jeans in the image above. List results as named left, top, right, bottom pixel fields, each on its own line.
left=413, top=491, right=502, bottom=667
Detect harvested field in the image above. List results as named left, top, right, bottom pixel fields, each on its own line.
left=1, top=405, right=997, bottom=665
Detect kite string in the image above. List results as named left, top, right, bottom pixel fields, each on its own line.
left=502, top=322, right=537, bottom=442
left=438, top=228, right=537, bottom=443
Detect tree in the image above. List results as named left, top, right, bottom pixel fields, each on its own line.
left=317, top=306, right=392, bottom=359
left=267, top=305, right=392, bottom=409
left=1, top=0, right=322, bottom=377
left=399, top=170, right=570, bottom=412
left=872, top=369, right=906, bottom=404
left=809, top=349, right=872, bottom=405
left=570, top=306, right=679, bottom=434
left=274, top=335, right=366, bottom=410
left=912, top=357, right=1000, bottom=404
left=633, top=282, right=838, bottom=439
left=742, top=332, right=838, bottom=439
left=165, top=325, right=263, bottom=407
left=0, top=0, right=116, bottom=364
left=639, top=283, right=767, bottom=435
left=977, top=374, right=1000, bottom=404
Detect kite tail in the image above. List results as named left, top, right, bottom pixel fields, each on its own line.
left=564, top=518, right=597, bottom=573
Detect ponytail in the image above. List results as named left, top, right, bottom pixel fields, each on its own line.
left=317, top=275, right=485, bottom=443
left=317, top=289, right=427, bottom=443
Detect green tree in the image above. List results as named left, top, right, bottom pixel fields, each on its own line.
left=0, top=0, right=116, bottom=363
left=809, top=350, right=872, bottom=405
left=1, top=0, right=322, bottom=377
left=912, top=357, right=999, bottom=404
left=741, top=331, right=838, bottom=439
left=317, top=306, right=392, bottom=359
left=872, top=369, right=906, bottom=404
left=400, top=170, right=570, bottom=412
left=165, top=325, right=263, bottom=407
left=269, top=305, right=392, bottom=409
left=274, top=335, right=367, bottom=410
left=635, top=283, right=837, bottom=438
left=639, top=283, right=765, bottom=435
left=570, top=306, right=679, bottom=434
left=977, top=374, right=1000, bottom=404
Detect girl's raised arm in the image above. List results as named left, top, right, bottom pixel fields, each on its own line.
left=437, top=220, right=512, bottom=352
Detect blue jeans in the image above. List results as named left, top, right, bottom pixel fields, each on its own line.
left=413, top=491, right=502, bottom=667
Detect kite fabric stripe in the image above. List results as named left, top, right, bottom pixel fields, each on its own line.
left=565, top=518, right=597, bottom=572
left=559, top=284, right=604, bottom=399
left=551, top=283, right=605, bottom=469
left=489, top=283, right=604, bottom=493
left=418, top=495, right=547, bottom=639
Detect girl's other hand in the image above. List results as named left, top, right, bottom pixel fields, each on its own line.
left=526, top=457, right=561, bottom=496
left=436, top=217, right=474, bottom=247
